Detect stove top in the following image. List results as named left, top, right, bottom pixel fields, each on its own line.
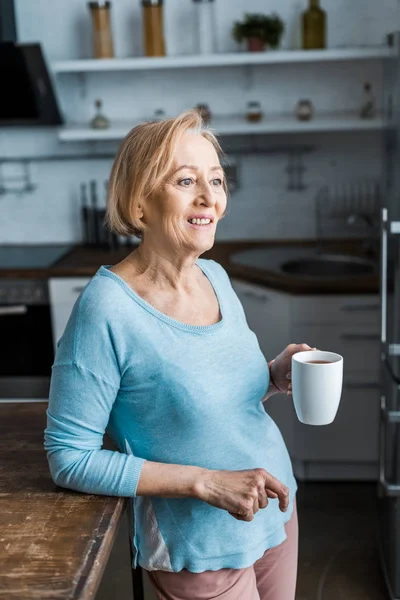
left=0, top=245, right=74, bottom=269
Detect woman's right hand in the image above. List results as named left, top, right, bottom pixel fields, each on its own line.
left=194, top=468, right=290, bottom=522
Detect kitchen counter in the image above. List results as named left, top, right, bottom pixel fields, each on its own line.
left=0, top=239, right=379, bottom=294
left=0, top=402, right=127, bottom=600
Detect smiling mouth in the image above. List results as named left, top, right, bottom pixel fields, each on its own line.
left=187, top=218, right=213, bottom=226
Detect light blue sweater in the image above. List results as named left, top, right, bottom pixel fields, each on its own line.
left=44, top=258, right=298, bottom=573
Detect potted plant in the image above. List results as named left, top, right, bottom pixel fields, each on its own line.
left=232, top=13, right=285, bottom=52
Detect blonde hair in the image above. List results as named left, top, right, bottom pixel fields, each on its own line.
left=106, top=109, right=227, bottom=239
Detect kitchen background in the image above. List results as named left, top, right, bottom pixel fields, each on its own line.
left=1, top=0, right=398, bottom=243
left=2, top=1, right=400, bottom=599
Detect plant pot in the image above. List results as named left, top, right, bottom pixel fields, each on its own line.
left=246, top=37, right=266, bottom=52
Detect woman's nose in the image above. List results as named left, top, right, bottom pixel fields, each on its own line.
left=197, top=183, right=215, bottom=205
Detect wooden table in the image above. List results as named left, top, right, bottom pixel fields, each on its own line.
left=0, top=402, right=142, bottom=600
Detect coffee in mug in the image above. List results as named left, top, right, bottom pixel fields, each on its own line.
left=306, top=360, right=331, bottom=364
left=291, top=350, right=343, bottom=425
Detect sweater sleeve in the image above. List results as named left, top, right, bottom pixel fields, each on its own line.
left=43, top=283, right=145, bottom=497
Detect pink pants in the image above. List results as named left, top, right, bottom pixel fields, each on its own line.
left=146, top=498, right=298, bottom=600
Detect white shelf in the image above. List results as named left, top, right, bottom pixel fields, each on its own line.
left=52, top=47, right=394, bottom=73
left=59, top=121, right=140, bottom=141
left=58, top=113, right=385, bottom=142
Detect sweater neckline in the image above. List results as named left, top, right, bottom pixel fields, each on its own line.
left=98, top=260, right=225, bottom=334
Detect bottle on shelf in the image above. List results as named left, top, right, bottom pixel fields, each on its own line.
left=90, top=99, right=110, bottom=129
left=88, top=1, right=115, bottom=59
left=142, top=0, right=166, bottom=57
left=359, top=82, right=376, bottom=119
left=289, top=1, right=303, bottom=50
left=302, top=0, right=326, bottom=50
left=192, top=0, right=216, bottom=55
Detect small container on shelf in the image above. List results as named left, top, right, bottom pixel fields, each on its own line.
left=88, top=1, right=115, bottom=59
left=295, top=99, right=314, bottom=121
left=246, top=101, right=263, bottom=122
left=195, top=103, right=212, bottom=125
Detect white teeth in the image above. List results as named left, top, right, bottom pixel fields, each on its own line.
left=189, top=218, right=211, bottom=225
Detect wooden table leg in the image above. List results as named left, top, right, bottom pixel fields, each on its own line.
left=130, top=541, right=144, bottom=600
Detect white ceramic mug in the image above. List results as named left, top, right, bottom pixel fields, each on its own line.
left=291, top=350, right=343, bottom=426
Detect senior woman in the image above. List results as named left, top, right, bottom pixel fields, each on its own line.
left=44, top=109, right=315, bottom=600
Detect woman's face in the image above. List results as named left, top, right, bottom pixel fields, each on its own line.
left=141, top=132, right=227, bottom=254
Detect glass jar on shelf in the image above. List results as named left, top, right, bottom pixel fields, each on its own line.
left=246, top=101, right=263, bottom=122
left=295, top=99, right=314, bottom=121
left=142, top=0, right=166, bottom=57
left=88, top=1, right=115, bottom=59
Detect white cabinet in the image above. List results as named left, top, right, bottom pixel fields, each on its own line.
left=49, top=277, right=91, bottom=352
left=230, top=278, right=381, bottom=479
left=291, top=323, right=381, bottom=375
left=290, top=294, right=381, bottom=473
left=294, top=377, right=380, bottom=462
left=289, top=294, right=381, bottom=326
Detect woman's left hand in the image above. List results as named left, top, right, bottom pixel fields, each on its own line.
left=270, top=343, right=317, bottom=396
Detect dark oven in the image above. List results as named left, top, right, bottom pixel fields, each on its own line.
left=0, top=279, right=54, bottom=401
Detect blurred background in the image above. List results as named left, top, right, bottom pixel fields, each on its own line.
left=2, top=1, right=400, bottom=599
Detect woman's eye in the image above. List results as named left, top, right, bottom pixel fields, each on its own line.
left=212, top=178, right=223, bottom=186
left=179, top=178, right=193, bottom=187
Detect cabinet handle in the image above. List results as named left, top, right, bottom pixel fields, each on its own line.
left=339, top=303, right=380, bottom=312
left=344, top=381, right=380, bottom=389
left=340, top=332, right=380, bottom=340
left=242, top=290, right=269, bottom=303
left=381, top=208, right=388, bottom=344
left=379, top=395, right=400, bottom=497
left=73, top=286, right=85, bottom=293
left=0, top=305, right=27, bottom=316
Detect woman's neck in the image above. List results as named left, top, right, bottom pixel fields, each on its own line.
left=127, top=243, right=201, bottom=292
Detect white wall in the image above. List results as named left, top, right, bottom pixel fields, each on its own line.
left=0, top=0, right=398, bottom=244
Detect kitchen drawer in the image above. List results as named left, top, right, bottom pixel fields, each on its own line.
left=291, top=294, right=380, bottom=327
left=293, top=376, right=380, bottom=462
left=291, top=324, right=381, bottom=375
left=49, top=277, right=91, bottom=306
